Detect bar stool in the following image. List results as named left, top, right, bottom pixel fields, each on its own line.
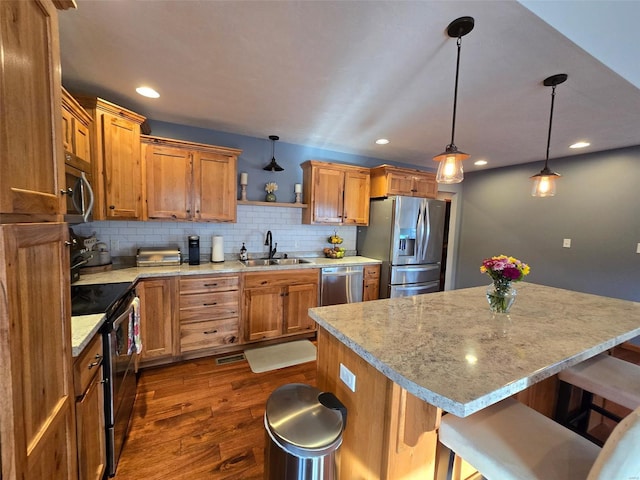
left=439, top=397, right=640, bottom=480
left=555, top=353, right=640, bottom=444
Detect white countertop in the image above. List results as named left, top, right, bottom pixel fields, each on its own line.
left=308, top=282, right=640, bottom=417
left=74, top=255, right=380, bottom=285
left=71, top=314, right=105, bottom=357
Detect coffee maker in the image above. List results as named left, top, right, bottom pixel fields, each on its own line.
left=188, top=235, right=200, bottom=265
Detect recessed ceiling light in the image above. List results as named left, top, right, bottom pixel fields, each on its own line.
left=474, top=160, right=487, bottom=166
left=136, top=86, right=160, bottom=98
left=375, top=138, right=389, bottom=145
left=570, top=141, right=590, bottom=149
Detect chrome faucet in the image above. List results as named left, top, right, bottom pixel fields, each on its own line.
left=265, top=230, right=277, bottom=259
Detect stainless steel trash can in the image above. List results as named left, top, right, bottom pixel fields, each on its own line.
left=264, top=383, right=347, bottom=480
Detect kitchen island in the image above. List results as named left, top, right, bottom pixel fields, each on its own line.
left=308, top=282, right=640, bottom=479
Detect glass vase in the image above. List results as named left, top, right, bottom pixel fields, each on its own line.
left=265, top=192, right=277, bottom=202
left=486, top=283, right=517, bottom=313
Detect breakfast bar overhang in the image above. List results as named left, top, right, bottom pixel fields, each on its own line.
left=308, top=283, right=640, bottom=479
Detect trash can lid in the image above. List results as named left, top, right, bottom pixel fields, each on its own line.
left=265, top=383, right=344, bottom=457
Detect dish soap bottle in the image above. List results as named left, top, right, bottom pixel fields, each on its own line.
left=239, top=242, right=248, bottom=261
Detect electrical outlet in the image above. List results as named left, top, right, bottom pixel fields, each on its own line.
left=563, top=238, right=571, bottom=248
left=339, top=363, right=356, bottom=393
left=637, top=243, right=640, bottom=254
left=110, top=239, right=119, bottom=252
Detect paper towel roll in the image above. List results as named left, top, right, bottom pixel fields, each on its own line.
left=212, top=235, right=224, bottom=263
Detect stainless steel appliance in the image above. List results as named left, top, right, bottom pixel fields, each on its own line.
left=357, top=196, right=446, bottom=298
left=136, top=246, right=181, bottom=266
left=321, top=266, right=363, bottom=306
left=63, top=162, right=94, bottom=223
left=71, top=282, right=139, bottom=477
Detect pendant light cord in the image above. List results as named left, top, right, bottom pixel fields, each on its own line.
left=544, top=85, right=557, bottom=168
left=449, top=36, right=463, bottom=147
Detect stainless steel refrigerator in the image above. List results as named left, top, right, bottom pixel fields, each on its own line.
left=357, top=196, right=446, bottom=298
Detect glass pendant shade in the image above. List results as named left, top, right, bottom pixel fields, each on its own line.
left=434, top=148, right=469, bottom=184
left=530, top=169, right=560, bottom=197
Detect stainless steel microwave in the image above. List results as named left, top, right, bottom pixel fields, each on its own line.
left=63, top=161, right=94, bottom=224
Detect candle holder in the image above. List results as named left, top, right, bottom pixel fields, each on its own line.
left=295, top=192, right=302, bottom=204
left=240, top=184, right=247, bottom=201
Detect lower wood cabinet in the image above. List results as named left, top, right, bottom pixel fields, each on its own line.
left=242, top=269, right=319, bottom=342
left=179, top=274, right=241, bottom=354
left=363, top=264, right=381, bottom=301
left=137, top=277, right=178, bottom=367
left=74, top=334, right=106, bottom=480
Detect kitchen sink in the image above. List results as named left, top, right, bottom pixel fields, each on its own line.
left=240, top=257, right=312, bottom=267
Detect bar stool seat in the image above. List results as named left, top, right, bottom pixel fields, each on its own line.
left=440, top=398, right=640, bottom=480
left=558, top=353, right=640, bottom=411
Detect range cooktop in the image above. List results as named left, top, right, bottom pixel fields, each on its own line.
left=71, top=282, right=133, bottom=317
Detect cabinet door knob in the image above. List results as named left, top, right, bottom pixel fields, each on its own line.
left=60, top=188, right=73, bottom=196
left=109, top=205, right=115, bottom=209
left=186, top=209, right=191, bottom=213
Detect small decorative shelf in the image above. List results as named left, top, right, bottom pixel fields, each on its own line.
left=237, top=200, right=308, bottom=209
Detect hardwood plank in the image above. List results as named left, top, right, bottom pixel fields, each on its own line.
left=114, top=354, right=316, bottom=479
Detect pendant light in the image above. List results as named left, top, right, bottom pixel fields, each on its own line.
left=263, top=135, right=284, bottom=171
left=530, top=73, right=567, bottom=197
left=434, top=16, right=474, bottom=184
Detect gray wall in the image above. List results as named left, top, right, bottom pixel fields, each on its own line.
left=455, top=146, right=640, bottom=301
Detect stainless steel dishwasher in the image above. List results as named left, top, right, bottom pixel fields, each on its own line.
left=321, top=266, right=364, bottom=306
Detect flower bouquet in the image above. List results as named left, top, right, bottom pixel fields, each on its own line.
left=480, top=255, right=530, bottom=313
left=265, top=182, right=278, bottom=202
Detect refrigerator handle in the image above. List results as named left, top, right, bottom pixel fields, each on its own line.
left=421, top=201, right=431, bottom=260
left=416, top=204, right=425, bottom=261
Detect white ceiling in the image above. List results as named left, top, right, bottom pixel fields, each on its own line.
left=58, top=0, right=640, bottom=172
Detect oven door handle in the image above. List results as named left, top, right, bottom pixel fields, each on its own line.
left=112, top=298, right=136, bottom=330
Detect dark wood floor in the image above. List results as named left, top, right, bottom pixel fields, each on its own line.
left=114, top=355, right=316, bottom=480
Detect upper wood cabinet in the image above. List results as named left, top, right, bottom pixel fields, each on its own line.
left=370, top=165, right=438, bottom=199
left=0, top=222, right=77, bottom=479
left=62, top=87, right=92, bottom=171
left=74, top=96, right=146, bottom=220
left=0, top=0, right=65, bottom=223
left=141, top=136, right=241, bottom=222
left=301, top=160, right=370, bottom=225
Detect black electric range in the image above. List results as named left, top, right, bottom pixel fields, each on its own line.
left=71, top=282, right=133, bottom=317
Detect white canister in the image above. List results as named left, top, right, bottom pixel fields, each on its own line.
left=211, top=235, right=224, bottom=263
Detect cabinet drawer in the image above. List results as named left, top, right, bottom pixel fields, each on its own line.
left=364, top=265, right=380, bottom=279
left=180, top=275, right=239, bottom=294
left=180, top=318, right=239, bottom=352
left=74, top=333, right=103, bottom=397
left=244, top=269, right=319, bottom=289
left=179, top=291, right=239, bottom=320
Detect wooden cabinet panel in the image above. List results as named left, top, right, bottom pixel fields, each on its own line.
left=363, top=264, right=381, bottom=302
left=180, top=318, right=239, bottom=352
left=243, top=286, right=284, bottom=341
left=138, top=277, right=177, bottom=362
left=141, top=136, right=241, bottom=223
left=343, top=169, right=370, bottom=224
left=179, top=291, right=239, bottom=321
left=194, top=151, right=237, bottom=222
left=301, top=161, right=370, bottom=226
left=180, top=275, right=239, bottom=294
left=74, top=96, right=146, bottom=220
left=103, top=116, right=142, bottom=218
left=73, top=334, right=103, bottom=397
left=370, top=165, right=438, bottom=199
left=62, top=87, right=92, bottom=171
left=284, top=283, right=318, bottom=334
left=0, top=223, right=77, bottom=479
left=243, top=269, right=319, bottom=342
left=144, top=144, right=192, bottom=220
left=0, top=0, right=64, bottom=221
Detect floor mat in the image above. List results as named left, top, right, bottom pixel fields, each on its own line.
left=244, top=340, right=317, bottom=373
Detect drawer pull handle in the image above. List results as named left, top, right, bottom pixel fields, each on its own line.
left=261, top=281, right=268, bottom=285
left=88, top=354, right=102, bottom=369
left=204, top=283, right=218, bottom=287
left=204, top=329, right=218, bottom=335
left=203, top=302, right=217, bottom=306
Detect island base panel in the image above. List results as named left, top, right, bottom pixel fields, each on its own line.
left=317, top=328, right=441, bottom=479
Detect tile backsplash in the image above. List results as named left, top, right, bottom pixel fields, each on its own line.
left=72, top=205, right=357, bottom=262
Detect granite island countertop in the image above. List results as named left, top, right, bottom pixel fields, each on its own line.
left=308, top=282, right=640, bottom=417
